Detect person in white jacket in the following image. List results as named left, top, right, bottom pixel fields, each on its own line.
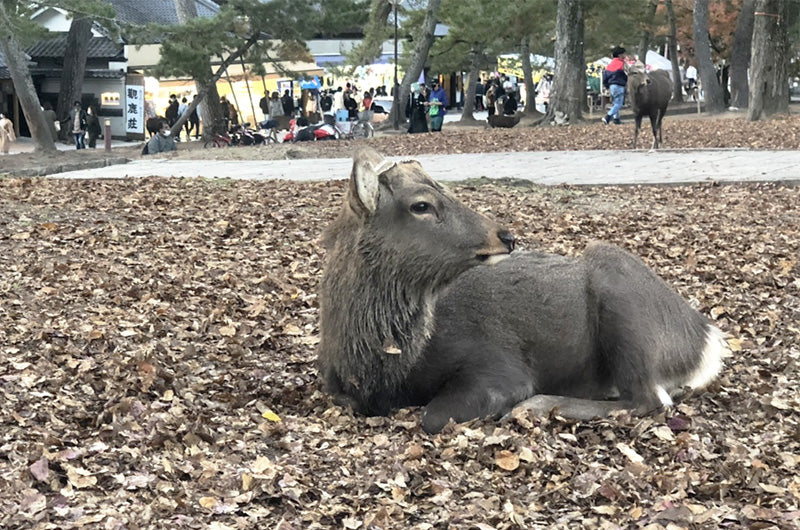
left=0, top=113, right=16, bottom=154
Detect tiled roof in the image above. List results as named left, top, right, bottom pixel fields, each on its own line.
left=0, top=49, right=35, bottom=80
left=85, top=69, right=126, bottom=79
left=0, top=50, right=7, bottom=79
left=26, top=35, right=123, bottom=60
left=106, top=0, right=219, bottom=26
left=29, top=68, right=126, bottom=79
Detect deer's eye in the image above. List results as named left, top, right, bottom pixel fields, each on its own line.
left=410, top=202, right=431, bottom=214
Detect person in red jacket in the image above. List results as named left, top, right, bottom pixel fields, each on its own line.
left=602, top=46, right=628, bottom=125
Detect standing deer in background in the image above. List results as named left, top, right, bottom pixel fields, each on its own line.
left=627, top=64, right=672, bottom=149
left=317, top=148, right=729, bottom=434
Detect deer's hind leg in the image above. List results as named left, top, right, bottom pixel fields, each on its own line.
left=582, top=242, right=711, bottom=411
left=511, top=394, right=633, bottom=421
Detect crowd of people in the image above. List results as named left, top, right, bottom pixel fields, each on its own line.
left=483, top=74, right=522, bottom=117
left=1, top=75, right=523, bottom=156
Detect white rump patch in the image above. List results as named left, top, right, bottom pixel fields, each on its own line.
left=483, top=254, right=510, bottom=266
left=655, top=385, right=674, bottom=407
left=684, top=325, right=729, bottom=390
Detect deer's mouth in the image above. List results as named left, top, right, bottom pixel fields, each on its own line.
left=474, top=229, right=514, bottom=264
left=475, top=252, right=511, bottom=265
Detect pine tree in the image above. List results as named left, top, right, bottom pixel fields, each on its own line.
left=0, top=0, right=110, bottom=152
left=386, top=0, right=442, bottom=129
left=56, top=16, right=93, bottom=140
left=0, top=0, right=113, bottom=152
left=730, top=0, right=755, bottom=109
left=747, top=0, right=789, bottom=120
left=548, top=0, right=585, bottom=124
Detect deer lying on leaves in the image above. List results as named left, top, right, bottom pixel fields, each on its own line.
left=317, top=148, right=728, bottom=433
left=627, top=63, right=672, bottom=149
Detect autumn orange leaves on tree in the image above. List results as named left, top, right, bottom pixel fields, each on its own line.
left=666, top=0, right=742, bottom=60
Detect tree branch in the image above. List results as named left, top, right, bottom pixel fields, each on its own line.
left=169, top=32, right=261, bottom=135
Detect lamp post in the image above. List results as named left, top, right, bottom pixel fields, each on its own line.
left=392, top=0, right=399, bottom=130
left=104, top=119, right=111, bottom=152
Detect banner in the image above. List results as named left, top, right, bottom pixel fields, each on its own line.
left=125, top=85, right=144, bottom=134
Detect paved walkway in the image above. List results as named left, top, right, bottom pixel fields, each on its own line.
left=52, top=149, right=800, bottom=186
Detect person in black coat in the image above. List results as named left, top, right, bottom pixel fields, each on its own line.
left=343, top=91, right=358, bottom=120
left=259, top=92, right=269, bottom=119
left=503, top=91, right=518, bottom=116
left=281, top=90, right=295, bottom=117
left=405, top=84, right=428, bottom=134
left=86, top=106, right=102, bottom=148
left=165, top=94, right=179, bottom=127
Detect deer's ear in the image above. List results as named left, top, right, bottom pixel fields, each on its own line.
left=349, top=148, right=395, bottom=216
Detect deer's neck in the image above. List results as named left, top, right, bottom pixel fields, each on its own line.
left=319, top=256, right=439, bottom=402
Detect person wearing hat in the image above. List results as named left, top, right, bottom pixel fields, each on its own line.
left=601, top=46, right=628, bottom=125
left=427, top=80, right=447, bottom=132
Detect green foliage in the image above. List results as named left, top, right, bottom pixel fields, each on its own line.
left=429, top=0, right=557, bottom=73
left=309, top=0, right=370, bottom=38
left=0, top=0, right=113, bottom=45
left=346, top=0, right=394, bottom=66
left=584, top=0, right=651, bottom=59
left=125, top=0, right=320, bottom=80
left=429, top=0, right=650, bottom=73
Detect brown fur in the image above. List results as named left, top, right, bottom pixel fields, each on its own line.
left=627, top=66, right=672, bottom=149
left=318, top=148, right=512, bottom=415
left=317, top=149, right=726, bottom=433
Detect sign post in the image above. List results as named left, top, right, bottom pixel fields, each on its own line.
left=125, top=85, right=145, bottom=139
left=104, top=120, right=112, bottom=152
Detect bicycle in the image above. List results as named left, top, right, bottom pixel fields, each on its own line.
left=203, top=119, right=238, bottom=148
left=256, top=119, right=281, bottom=144
left=334, top=111, right=374, bottom=140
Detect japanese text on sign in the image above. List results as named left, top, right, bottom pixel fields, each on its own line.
left=125, top=85, right=144, bottom=134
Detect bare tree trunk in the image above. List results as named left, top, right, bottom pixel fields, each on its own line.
left=637, top=0, right=659, bottom=62
left=459, top=49, right=480, bottom=121
left=388, top=0, right=442, bottom=129
left=693, top=0, right=726, bottom=113
left=55, top=16, right=93, bottom=140
left=0, top=34, right=56, bottom=152
left=548, top=0, right=585, bottom=124
left=748, top=0, right=789, bottom=120
left=730, top=0, right=756, bottom=109
left=666, top=0, right=683, bottom=102
left=520, top=37, right=538, bottom=115
left=174, top=0, right=225, bottom=138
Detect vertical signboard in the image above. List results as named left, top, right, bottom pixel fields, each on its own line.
left=125, top=85, right=144, bottom=135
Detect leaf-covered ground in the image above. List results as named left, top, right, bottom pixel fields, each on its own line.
left=1, top=173, right=799, bottom=529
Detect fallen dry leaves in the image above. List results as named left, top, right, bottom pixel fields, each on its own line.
left=170, top=112, right=800, bottom=162
left=1, top=169, right=799, bottom=528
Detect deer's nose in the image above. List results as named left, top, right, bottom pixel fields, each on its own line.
left=498, top=230, right=515, bottom=252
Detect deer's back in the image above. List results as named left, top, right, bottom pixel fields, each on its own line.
left=408, top=252, right=609, bottom=401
